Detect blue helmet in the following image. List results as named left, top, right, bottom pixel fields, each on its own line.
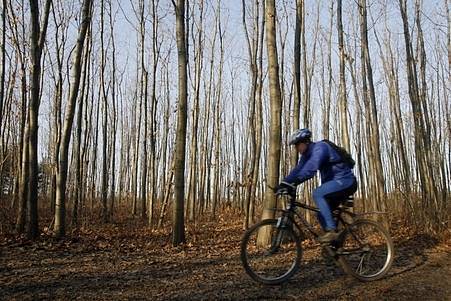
left=289, top=128, right=312, bottom=145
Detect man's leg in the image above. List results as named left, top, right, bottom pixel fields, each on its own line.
left=313, top=178, right=356, bottom=242
left=316, top=212, right=327, bottom=230
left=312, top=181, right=340, bottom=231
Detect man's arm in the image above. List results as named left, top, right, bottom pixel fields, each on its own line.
left=283, top=143, right=328, bottom=185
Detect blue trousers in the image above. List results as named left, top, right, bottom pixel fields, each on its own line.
left=312, top=178, right=357, bottom=231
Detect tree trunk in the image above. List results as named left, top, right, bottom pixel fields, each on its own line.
left=72, top=24, right=91, bottom=227
left=54, top=0, right=92, bottom=238
left=0, top=0, right=5, bottom=137
left=26, top=0, right=51, bottom=239
left=399, top=0, right=441, bottom=231
left=359, top=0, right=386, bottom=213
left=16, top=113, right=29, bottom=233
left=187, top=0, right=203, bottom=223
left=292, top=0, right=301, bottom=167
left=258, top=0, right=282, bottom=244
left=148, top=0, right=160, bottom=226
left=108, top=0, right=117, bottom=221
left=337, top=0, right=350, bottom=151
left=172, top=0, right=188, bottom=246
left=100, top=0, right=109, bottom=223
left=322, top=1, right=333, bottom=140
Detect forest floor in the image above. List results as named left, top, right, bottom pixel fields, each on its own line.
left=0, top=210, right=450, bottom=301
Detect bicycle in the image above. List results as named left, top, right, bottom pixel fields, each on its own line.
left=240, top=190, right=394, bottom=285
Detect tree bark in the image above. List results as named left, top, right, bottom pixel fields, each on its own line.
left=399, top=0, right=441, bottom=231
left=337, top=0, right=350, bottom=151
left=0, top=0, right=5, bottom=136
left=172, top=0, right=188, bottom=246
left=54, top=0, right=92, bottom=238
left=72, top=23, right=91, bottom=227
left=359, top=0, right=386, bottom=213
left=100, top=0, right=109, bottom=223
left=292, top=0, right=301, bottom=167
left=26, top=0, right=51, bottom=239
left=258, top=0, right=282, bottom=244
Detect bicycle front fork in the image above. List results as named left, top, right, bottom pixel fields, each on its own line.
left=276, top=212, right=292, bottom=229
left=271, top=214, right=292, bottom=251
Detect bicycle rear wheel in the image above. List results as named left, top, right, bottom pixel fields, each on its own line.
left=337, top=219, right=394, bottom=281
left=240, top=219, right=302, bottom=285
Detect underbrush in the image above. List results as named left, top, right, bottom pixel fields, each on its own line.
left=1, top=196, right=449, bottom=247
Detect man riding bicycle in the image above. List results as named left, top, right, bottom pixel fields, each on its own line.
left=275, top=128, right=358, bottom=243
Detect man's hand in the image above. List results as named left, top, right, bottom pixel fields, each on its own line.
left=275, top=181, right=296, bottom=196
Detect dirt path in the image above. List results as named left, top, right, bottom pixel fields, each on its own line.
left=0, top=218, right=450, bottom=301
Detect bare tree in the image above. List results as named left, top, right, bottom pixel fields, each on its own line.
left=186, top=0, right=204, bottom=223
left=54, top=0, right=92, bottom=238
left=212, top=1, right=224, bottom=219
left=108, top=0, right=117, bottom=221
left=147, top=0, right=162, bottom=225
left=399, top=0, right=442, bottom=231
left=358, top=0, right=386, bottom=212
left=172, top=0, right=188, bottom=246
left=292, top=0, right=301, bottom=166
left=337, top=0, right=350, bottom=151
left=321, top=1, right=333, bottom=140
left=100, top=0, right=109, bottom=223
left=26, top=0, right=51, bottom=238
left=258, top=0, right=282, bottom=244
left=0, top=0, right=5, bottom=137
left=72, top=16, right=92, bottom=227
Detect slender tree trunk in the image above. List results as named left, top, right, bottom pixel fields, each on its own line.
left=359, top=0, right=386, bottom=213
left=99, top=0, right=109, bottom=223
left=108, top=0, right=117, bottom=221
left=447, top=0, right=450, bottom=71
left=54, top=0, right=92, bottom=238
left=16, top=113, right=29, bottom=233
left=137, top=0, right=148, bottom=220
left=26, top=0, right=51, bottom=239
left=72, top=25, right=91, bottom=227
left=300, top=0, right=311, bottom=129
left=212, top=3, right=224, bottom=219
left=292, top=0, right=301, bottom=167
left=337, top=0, right=350, bottom=151
left=187, top=0, right=203, bottom=223
left=322, top=1, right=333, bottom=140
left=0, top=0, right=5, bottom=136
left=242, top=0, right=264, bottom=228
left=346, top=38, right=367, bottom=203
left=399, top=0, right=441, bottom=231
left=148, top=0, right=160, bottom=226
left=258, top=0, right=282, bottom=244
left=140, top=69, right=148, bottom=219
left=172, top=0, right=188, bottom=246
left=91, top=77, right=100, bottom=209
left=251, top=0, right=265, bottom=226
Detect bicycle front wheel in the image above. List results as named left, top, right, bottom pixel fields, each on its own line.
left=240, top=219, right=302, bottom=285
left=337, top=219, right=394, bottom=281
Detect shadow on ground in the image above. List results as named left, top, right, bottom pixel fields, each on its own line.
left=0, top=229, right=447, bottom=300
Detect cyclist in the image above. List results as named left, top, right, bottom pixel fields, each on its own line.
left=275, top=128, right=357, bottom=243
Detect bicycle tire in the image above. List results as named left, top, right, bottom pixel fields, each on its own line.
left=240, top=219, right=302, bottom=285
left=337, top=219, right=394, bottom=281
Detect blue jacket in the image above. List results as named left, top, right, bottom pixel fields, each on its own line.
left=283, top=141, right=355, bottom=185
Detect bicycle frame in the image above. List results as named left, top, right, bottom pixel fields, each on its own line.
left=272, top=194, right=356, bottom=242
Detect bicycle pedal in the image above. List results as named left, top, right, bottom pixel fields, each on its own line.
left=323, top=246, right=337, bottom=257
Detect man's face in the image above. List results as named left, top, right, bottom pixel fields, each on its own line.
left=295, top=142, right=308, bottom=154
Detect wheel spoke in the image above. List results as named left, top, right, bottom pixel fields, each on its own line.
left=241, top=219, right=301, bottom=284
left=338, top=219, right=394, bottom=281
left=356, top=253, right=367, bottom=274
